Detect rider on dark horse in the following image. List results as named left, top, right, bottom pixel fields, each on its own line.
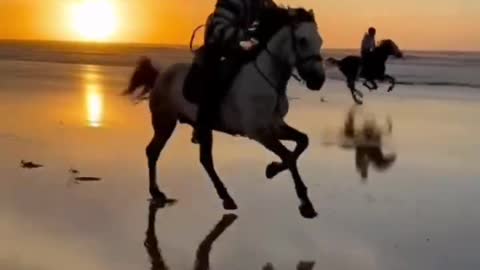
left=361, top=27, right=376, bottom=80
left=192, top=0, right=277, bottom=144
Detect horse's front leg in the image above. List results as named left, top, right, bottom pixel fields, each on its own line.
left=265, top=123, right=309, bottom=179
left=362, top=80, right=378, bottom=91
left=258, top=134, right=317, bottom=219
left=199, top=129, right=237, bottom=210
left=362, top=81, right=374, bottom=91
left=384, top=74, right=396, bottom=92
left=348, top=78, right=364, bottom=105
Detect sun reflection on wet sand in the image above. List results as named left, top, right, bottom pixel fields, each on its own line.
left=83, top=66, right=104, bottom=128
left=85, top=84, right=103, bottom=127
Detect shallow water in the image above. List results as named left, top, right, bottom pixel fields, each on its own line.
left=1, top=60, right=480, bottom=270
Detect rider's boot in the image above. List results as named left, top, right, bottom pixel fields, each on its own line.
left=192, top=66, right=220, bottom=144
left=192, top=88, right=218, bottom=144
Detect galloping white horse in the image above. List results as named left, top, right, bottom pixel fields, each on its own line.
left=124, top=7, right=325, bottom=218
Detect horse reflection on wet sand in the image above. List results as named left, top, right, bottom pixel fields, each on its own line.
left=355, top=145, right=397, bottom=181
left=144, top=202, right=316, bottom=270
left=144, top=202, right=238, bottom=270
left=263, top=262, right=316, bottom=270
left=343, top=106, right=397, bottom=181
left=321, top=105, right=397, bottom=181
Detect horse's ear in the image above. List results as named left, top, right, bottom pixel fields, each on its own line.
left=308, top=9, right=315, bottom=20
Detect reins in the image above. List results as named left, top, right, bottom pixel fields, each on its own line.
left=188, top=20, right=319, bottom=92
left=189, top=24, right=206, bottom=53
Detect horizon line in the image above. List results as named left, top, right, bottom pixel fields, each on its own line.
left=0, top=38, right=479, bottom=54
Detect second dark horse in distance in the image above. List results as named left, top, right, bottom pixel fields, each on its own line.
left=327, top=39, right=404, bottom=105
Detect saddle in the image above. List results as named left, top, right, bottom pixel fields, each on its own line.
left=360, top=54, right=386, bottom=80
left=360, top=53, right=375, bottom=80
left=183, top=46, right=256, bottom=104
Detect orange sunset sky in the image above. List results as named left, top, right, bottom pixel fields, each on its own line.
left=0, top=0, right=479, bottom=51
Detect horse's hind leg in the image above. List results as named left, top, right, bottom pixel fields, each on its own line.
left=146, top=114, right=177, bottom=202
left=348, top=78, right=364, bottom=105
left=363, top=80, right=378, bottom=91
left=258, top=135, right=317, bottom=219
left=266, top=124, right=309, bottom=179
left=199, top=129, right=237, bottom=210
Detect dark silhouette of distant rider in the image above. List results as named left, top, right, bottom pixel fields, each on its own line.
left=361, top=27, right=376, bottom=79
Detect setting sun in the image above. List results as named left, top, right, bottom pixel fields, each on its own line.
left=70, top=0, right=118, bottom=41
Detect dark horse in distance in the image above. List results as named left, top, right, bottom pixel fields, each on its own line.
left=327, top=39, right=404, bottom=104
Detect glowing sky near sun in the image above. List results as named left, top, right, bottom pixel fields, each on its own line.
left=0, top=0, right=479, bottom=50
left=69, top=0, right=118, bottom=41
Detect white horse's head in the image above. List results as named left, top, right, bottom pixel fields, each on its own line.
left=258, top=7, right=325, bottom=90
left=289, top=8, right=325, bottom=90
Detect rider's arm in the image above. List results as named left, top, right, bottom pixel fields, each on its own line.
left=361, top=34, right=369, bottom=53
left=206, top=0, right=249, bottom=50
left=371, top=38, right=376, bottom=51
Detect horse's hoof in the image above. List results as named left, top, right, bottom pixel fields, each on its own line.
left=387, top=88, right=394, bottom=92
left=150, top=189, right=167, bottom=202
left=150, top=197, right=178, bottom=209
left=355, top=99, right=364, bottom=105
left=299, top=203, right=317, bottom=219
left=266, top=162, right=283, bottom=179
left=223, top=198, right=238, bottom=210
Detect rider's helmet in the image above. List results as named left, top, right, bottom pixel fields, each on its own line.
left=368, top=27, right=376, bottom=36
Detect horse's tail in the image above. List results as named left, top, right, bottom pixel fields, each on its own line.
left=122, top=56, right=160, bottom=99
left=326, top=57, right=340, bottom=66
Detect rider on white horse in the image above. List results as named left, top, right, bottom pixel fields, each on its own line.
left=192, top=0, right=277, bottom=143
left=124, top=6, right=326, bottom=218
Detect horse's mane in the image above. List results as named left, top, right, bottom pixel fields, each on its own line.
left=256, top=6, right=316, bottom=45
left=378, top=39, right=398, bottom=50
left=376, top=39, right=402, bottom=57
left=379, top=39, right=393, bottom=46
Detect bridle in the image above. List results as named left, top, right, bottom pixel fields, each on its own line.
left=188, top=19, right=323, bottom=92
left=289, top=23, right=323, bottom=66
left=254, top=22, right=323, bottom=91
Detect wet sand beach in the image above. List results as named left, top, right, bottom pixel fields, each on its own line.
left=1, top=59, right=480, bottom=270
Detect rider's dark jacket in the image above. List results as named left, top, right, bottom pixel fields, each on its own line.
left=204, top=0, right=274, bottom=52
